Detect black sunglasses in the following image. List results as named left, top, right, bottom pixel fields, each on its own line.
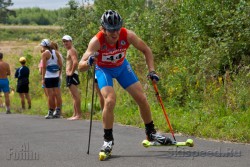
left=106, top=28, right=121, bottom=33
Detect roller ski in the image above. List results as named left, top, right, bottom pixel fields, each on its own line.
left=142, top=133, right=194, bottom=147
left=99, top=140, right=113, bottom=161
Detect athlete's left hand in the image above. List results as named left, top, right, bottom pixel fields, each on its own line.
left=147, top=71, right=160, bottom=82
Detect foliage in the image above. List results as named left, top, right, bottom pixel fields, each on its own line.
left=0, top=0, right=15, bottom=23
left=0, top=25, right=60, bottom=41
left=5, top=7, right=68, bottom=25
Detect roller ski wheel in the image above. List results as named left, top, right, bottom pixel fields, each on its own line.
left=185, top=139, right=194, bottom=147
left=99, top=151, right=111, bottom=161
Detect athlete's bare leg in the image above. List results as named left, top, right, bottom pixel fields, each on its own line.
left=0, top=94, right=3, bottom=107
left=126, top=82, right=152, bottom=124
left=53, top=88, right=62, bottom=109
left=67, top=85, right=81, bottom=120
left=101, top=86, right=116, bottom=129
left=25, top=93, right=31, bottom=109
left=47, top=88, right=56, bottom=110
left=95, top=83, right=104, bottom=111
left=19, top=93, right=25, bottom=109
left=53, top=88, right=61, bottom=109
left=4, top=92, right=10, bottom=111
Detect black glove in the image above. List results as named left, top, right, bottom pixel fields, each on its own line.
left=87, top=52, right=99, bottom=66
left=147, top=71, right=160, bottom=82
left=87, top=55, right=95, bottom=66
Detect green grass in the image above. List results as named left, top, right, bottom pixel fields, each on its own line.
left=5, top=92, right=92, bottom=119
left=0, top=25, right=60, bottom=41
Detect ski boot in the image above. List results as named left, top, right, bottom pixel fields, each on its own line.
left=99, top=140, right=114, bottom=161
left=6, top=109, right=11, bottom=114
left=148, top=133, right=176, bottom=145
left=53, top=108, right=61, bottom=118
left=45, top=110, right=54, bottom=119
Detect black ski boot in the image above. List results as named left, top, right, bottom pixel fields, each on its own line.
left=6, top=109, right=11, bottom=114
left=53, top=108, right=61, bottom=118
left=45, top=110, right=54, bottom=119
left=145, top=121, right=175, bottom=145
left=149, top=133, right=175, bottom=145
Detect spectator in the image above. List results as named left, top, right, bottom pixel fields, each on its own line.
left=40, top=39, right=63, bottom=119
left=0, top=52, right=11, bottom=114
left=15, top=57, right=31, bottom=109
left=62, top=35, right=81, bottom=120
left=50, top=41, right=64, bottom=111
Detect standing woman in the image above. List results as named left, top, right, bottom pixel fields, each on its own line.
left=15, top=57, right=31, bottom=109
left=50, top=41, right=64, bottom=112
left=40, top=39, right=63, bottom=119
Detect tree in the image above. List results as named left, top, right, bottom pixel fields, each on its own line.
left=0, top=0, right=15, bottom=23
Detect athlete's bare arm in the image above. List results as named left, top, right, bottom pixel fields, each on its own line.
left=78, top=37, right=100, bottom=72
left=67, top=48, right=78, bottom=76
left=127, top=30, right=155, bottom=72
left=54, top=51, right=63, bottom=77
left=41, top=51, right=49, bottom=80
left=6, top=63, right=10, bottom=76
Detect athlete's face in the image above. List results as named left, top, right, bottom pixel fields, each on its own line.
left=63, top=40, right=72, bottom=49
left=105, top=29, right=121, bottom=44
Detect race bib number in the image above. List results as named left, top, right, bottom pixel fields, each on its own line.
left=102, top=52, right=125, bottom=63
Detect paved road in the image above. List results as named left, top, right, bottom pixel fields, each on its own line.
left=0, top=113, right=249, bottom=167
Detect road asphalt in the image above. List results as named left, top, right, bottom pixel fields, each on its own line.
left=0, top=113, right=249, bottom=167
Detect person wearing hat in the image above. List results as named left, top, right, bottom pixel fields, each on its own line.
left=15, top=57, right=31, bottom=109
left=78, top=10, right=174, bottom=156
left=0, top=52, right=11, bottom=114
left=62, top=35, right=82, bottom=120
left=40, top=39, right=63, bottom=119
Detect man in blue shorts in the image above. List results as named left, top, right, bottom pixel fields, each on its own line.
left=0, top=53, right=11, bottom=114
left=78, top=10, right=174, bottom=155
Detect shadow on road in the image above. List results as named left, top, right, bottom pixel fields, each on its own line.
left=110, top=151, right=193, bottom=160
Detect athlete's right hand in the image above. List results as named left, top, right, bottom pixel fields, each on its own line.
left=87, top=56, right=95, bottom=66
left=87, top=53, right=98, bottom=66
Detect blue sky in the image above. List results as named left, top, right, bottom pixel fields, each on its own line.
left=11, top=0, right=94, bottom=9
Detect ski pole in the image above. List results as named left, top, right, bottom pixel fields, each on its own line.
left=84, top=70, right=89, bottom=111
left=152, top=82, right=176, bottom=141
left=87, top=65, right=96, bottom=154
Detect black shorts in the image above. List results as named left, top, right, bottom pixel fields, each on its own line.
left=45, top=77, right=60, bottom=88
left=66, top=73, right=80, bottom=87
left=17, top=84, right=29, bottom=93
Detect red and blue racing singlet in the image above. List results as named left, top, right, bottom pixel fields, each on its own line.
left=96, top=27, right=130, bottom=68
